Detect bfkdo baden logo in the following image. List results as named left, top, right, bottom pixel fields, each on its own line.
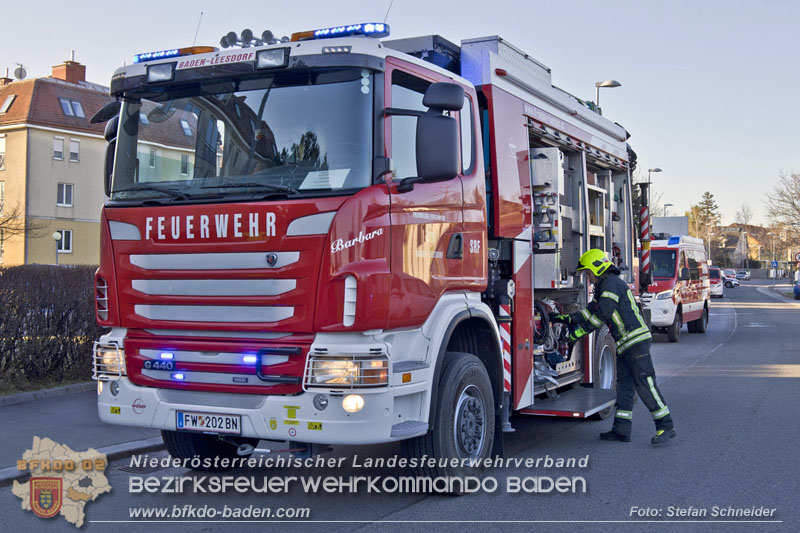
left=13, top=437, right=111, bottom=528
left=31, top=477, right=63, bottom=518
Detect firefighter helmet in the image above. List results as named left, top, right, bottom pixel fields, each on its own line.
left=576, top=249, right=611, bottom=277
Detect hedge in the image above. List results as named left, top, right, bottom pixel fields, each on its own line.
left=0, top=264, right=105, bottom=393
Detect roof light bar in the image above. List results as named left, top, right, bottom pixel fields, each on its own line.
left=134, top=46, right=218, bottom=64
left=291, top=22, right=390, bottom=42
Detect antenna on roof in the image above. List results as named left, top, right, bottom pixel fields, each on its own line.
left=13, top=63, right=26, bottom=80
left=192, top=11, right=204, bottom=47
left=383, top=0, right=395, bottom=23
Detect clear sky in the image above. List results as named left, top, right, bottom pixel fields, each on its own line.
left=2, top=0, right=797, bottom=224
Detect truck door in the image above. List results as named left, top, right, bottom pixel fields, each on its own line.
left=385, top=59, right=465, bottom=328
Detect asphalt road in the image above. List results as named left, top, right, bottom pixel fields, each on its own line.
left=3, top=281, right=798, bottom=531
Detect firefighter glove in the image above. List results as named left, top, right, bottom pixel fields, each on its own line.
left=550, top=313, right=571, bottom=325
left=569, top=326, right=588, bottom=343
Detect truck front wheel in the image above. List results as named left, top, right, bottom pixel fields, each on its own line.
left=591, top=327, right=617, bottom=419
left=161, top=430, right=259, bottom=471
left=667, top=310, right=682, bottom=343
left=403, top=352, right=495, bottom=478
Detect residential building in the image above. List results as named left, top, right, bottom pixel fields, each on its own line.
left=0, top=58, right=112, bottom=265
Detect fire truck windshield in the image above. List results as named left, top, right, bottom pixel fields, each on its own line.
left=111, top=68, right=373, bottom=202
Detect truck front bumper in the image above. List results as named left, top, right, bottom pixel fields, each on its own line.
left=98, top=377, right=422, bottom=445
left=643, top=297, right=678, bottom=327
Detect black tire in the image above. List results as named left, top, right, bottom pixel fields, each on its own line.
left=692, top=305, right=708, bottom=334
left=161, top=430, right=258, bottom=471
left=403, top=352, right=495, bottom=479
left=725, top=281, right=733, bottom=288
left=591, top=327, right=616, bottom=420
left=687, top=319, right=697, bottom=333
left=667, top=310, right=682, bottom=343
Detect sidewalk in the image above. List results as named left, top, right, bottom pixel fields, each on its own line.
left=1, top=386, right=161, bottom=483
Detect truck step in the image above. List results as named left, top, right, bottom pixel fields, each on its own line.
left=519, top=388, right=616, bottom=419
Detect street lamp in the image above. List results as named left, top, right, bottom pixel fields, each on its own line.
left=647, top=168, right=662, bottom=214
left=663, top=203, right=673, bottom=217
left=52, top=231, right=62, bottom=266
left=594, top=80, right=621, bottom=113
left=768, top=232, right=776, bottom=281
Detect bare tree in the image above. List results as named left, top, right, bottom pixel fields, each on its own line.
left=734, top=203, right=754, bottom=225
left=0, top=205, right=47, bottom=240
left=765, top=172, right=800, bottom=232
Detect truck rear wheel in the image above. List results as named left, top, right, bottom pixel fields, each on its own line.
left=691, top=306, right=708, bottom=334
left=591, top=327, right=616, bottom=420
left=402, top=352, right=495, bottom=479
left=667, top=310, right=682, bottom=343
left=161, top=430, right=258, bottom=471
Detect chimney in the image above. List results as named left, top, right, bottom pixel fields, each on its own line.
left=52, top=54, right=86, bottom=84
left=0, top=67, right=12, bottom=86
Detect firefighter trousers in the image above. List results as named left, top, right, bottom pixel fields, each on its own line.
left=611, top=343, right=673, bottom=437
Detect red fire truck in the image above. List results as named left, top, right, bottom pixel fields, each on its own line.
left=92, top=23, right=639, bottom=470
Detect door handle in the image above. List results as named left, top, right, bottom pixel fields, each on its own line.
left=447, top=233, right=463, bottom=259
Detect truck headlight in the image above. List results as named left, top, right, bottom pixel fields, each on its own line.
left=93, top=342, right=126, bottom=381
left=656, top=290, right=673, bottom=300
left=305, top=356, right=388, bottom=388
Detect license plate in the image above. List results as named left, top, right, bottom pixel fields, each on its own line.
left=176, top=411, right=241, bottom=435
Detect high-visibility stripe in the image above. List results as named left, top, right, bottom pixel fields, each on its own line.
left=627, top=290, right=647, bottom=329
left=581, top=309, right=591, bottom=322
left=619, top=325, right=650, bottom=343
left=588, top=314, right=603, bottom=328
left=618, top=330, right=652, bottom=353
left=647, top=376, right=666, bottom=409
left=615, top=410, right=633, bottom=419
left=601, top=291, right=619, bottom=302
left=651, top=406, right=670, bottom=419
left=611, top=311, right=627, bottom=336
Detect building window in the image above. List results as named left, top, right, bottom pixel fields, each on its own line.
left=56, top=229, right=72, bottom=253
left=58, top=97, right=85, bottom=118
left=0, top=95, right=15, bottom=114
left=57, top=183, right=74, bottom=207
left=0, top=181, right=5, bottom=215
left=180, top=154, right=189, bottom=175
left=149, top=149, right=156, bottom=168
left=180, top=119, right=192, bottom=136
left=53, top=137, right=64, bottom=160
left=0, top=135, right=5, bottom=170
left=69, top=139, right=80, bottom=162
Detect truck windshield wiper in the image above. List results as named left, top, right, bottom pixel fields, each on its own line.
left=201, top=182, right=299, bottom=194
left=113, top=185, right=191, bottom=200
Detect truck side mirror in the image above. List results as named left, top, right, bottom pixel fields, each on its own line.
left=679, top=267, right=690, bottom=281
left=412, top=83, right=464, bottom=188
left=103, top=116, right=119, bottom=197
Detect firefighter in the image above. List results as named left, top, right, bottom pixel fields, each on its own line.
left=551, top=249, right=676, bottom=445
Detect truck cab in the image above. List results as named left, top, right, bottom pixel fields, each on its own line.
left=642, top=235, right=710, bottom=342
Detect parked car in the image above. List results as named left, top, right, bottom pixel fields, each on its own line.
left=724, top=276, right=740, bottom=288
left=709, top=267, right=724, bottom=298
left=794, top=280, right=800, bottom=300
left=736, top=270, right=750, bottom=281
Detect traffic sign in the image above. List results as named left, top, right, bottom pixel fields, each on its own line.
left=795, top=252, right=800, bottom=262
left=772, top=260, right=778, bottom=268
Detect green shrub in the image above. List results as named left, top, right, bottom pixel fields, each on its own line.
left=0, top=265, right=105, bottom=393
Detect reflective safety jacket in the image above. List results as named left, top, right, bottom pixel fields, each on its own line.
left=570, top=266, right=652, bottom=354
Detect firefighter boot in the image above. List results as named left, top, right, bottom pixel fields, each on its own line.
left=651, top=428, right=676, bottom=445
left=599, top=430, right=631, bottom=442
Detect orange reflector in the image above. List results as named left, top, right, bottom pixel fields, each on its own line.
left=179, top=46, right=218, bottom=56
left=402, top=372, right=411, bottom=383
left=291, top=31, right=316, bottom=42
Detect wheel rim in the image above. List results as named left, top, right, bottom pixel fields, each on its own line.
left=453, top=384, right=487, bottom=458
left=598, top=344, right=614, bottom=389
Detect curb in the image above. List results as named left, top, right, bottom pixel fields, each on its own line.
left=0, top=435, right=164, bottom=487
left=0, top=382, right=96, bottom=407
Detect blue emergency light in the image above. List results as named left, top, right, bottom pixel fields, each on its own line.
left=668, top=236, right=681, bottom=245
left=134, top=49, right=181, bottom=63
left=293, top=22, right=390, bottom=42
